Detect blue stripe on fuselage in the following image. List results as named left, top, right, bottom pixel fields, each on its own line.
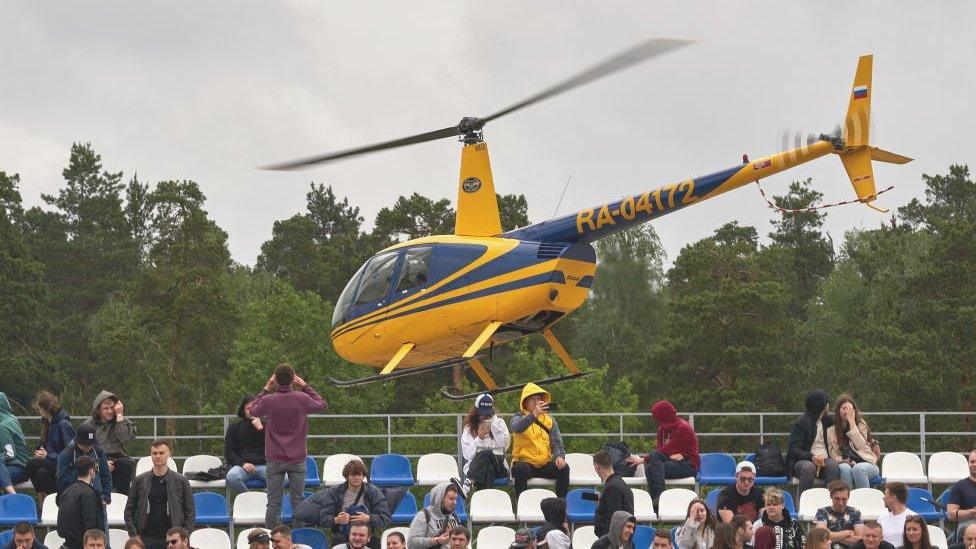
left=503, top=165, right=743, bottom=243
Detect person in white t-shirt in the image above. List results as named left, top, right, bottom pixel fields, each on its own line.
left=877, top=483, right=913, bottom=548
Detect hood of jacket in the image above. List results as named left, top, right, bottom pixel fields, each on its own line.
left=804, top=390, right=829, bottom=418
left=651, top=400, right=678, bottom=424
left=608, top=510, right=636, bottom=547
left=519, top=383, right=550, bottom=413
left=0, top=393, right=13, bottom=418
left=47, top=409, right=71, bottom=425
left=427, top=482, right=452, bottom=519
left=90, top=390, right=118, bottom=419
left=237, top=395, right=257, bottom=419
left=541, top=497, right=566, bottom=526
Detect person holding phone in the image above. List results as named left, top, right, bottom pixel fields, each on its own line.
left=510, top=383, right=570, bottom=498
left=451, top=393, right=510, bottom=499
left=293, top=459, right=389, bottom=549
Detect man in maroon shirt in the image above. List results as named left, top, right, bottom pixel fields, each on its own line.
left=627, top=400, right=700, bottom=506
left=250, top=363, right=327, bottom=528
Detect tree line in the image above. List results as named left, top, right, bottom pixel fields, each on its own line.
left=1, top=143, right=973, bottom=456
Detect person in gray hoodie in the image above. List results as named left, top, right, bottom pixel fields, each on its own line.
left=407, top=483, right=461, bottom=549
left=592, top=510, right=637, bottom=549
left=82, top=390, right=137, bottom=495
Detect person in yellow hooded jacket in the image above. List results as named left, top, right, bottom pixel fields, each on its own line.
left=509, top=383, right=569, bottom=498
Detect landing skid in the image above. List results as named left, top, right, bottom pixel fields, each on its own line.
left=438, top=371, right=593, bottom=401
left=325, top=355, right=478, bottom=388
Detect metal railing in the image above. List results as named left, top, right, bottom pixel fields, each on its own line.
left=16, top=411, right=976, bottom=465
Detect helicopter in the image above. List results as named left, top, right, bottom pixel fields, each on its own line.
left=265, top=39, right=911, bottom=400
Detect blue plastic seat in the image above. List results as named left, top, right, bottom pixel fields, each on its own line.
left=194, top=492, right=230, bottom=525
left=304, top=456, right=322, bottom=488
left=699, top=453, right=737, bottom=486
left=0, top=531, right=12, bottom=547
left=291, top=527, right=328, bottom=549
left=632, top=525, right=656, bottom=549
left=281, top=491, right=313, bottom=523
left=422, top=491, right=469, bottom=523
left=0, top=494, right=38, bottom=526
left=907, top=487, right=943, bottom=521
left=370, top=454, right=415, bottom=487
left=391, top=492, right=418, bottom=524
left=705, top=489, right=720, bottom=514
left=566, top=489, right=599, bottom=523
left=744, top=453, right=789, bottom=485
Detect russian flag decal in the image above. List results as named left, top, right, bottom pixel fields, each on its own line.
left=853, top=85, right=869, bottom=99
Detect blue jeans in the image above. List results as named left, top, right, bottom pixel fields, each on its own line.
left=838, top=461, right=879, bottom=489
left=0, top=462, right=28, bottom=489
left=645, top=451, right=697, bottom=500
left=226, top=464, right=267, bottom=496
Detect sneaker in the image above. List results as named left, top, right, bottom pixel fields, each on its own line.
left=450, top=477, right=471, bottom=500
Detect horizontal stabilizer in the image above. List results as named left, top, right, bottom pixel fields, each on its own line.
left=870, top=147, right=913, bottom=165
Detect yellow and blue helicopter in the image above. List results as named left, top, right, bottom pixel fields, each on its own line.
left=266, top=40, right=911, bottom=399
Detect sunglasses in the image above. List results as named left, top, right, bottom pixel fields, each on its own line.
left=166, top=539, right=184, bottom=546
left=737, top=476, right=756, bottom=483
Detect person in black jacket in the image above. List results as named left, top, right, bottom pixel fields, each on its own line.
left=594, top=450, right=635, bottom=538
left=293, top=459, right=390, bottom=549
left=57, top=457, right=105, bottom=549
left=787, top=389, right=840, bottom=496
left=1, top=522, right=48, bottom=549
left=225, top=396, right=267, bottom=496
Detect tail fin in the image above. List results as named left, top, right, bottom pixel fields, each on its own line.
left=837, top=55, right=912, bottom=212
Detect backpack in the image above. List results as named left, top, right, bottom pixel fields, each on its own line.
left=754, top=442, right=787, bottom=477
left=601, top=441, right=637, bottom=478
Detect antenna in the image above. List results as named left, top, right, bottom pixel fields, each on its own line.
left=551, top=174, right=573, bottom=219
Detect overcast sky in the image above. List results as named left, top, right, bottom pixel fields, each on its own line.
left=2, top=2, right=973, bottom=267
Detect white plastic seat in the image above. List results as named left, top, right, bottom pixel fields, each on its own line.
left=416, top=453, right=459, bottom=486
left=13, top=480, right=33, bottom=491
left=41, top=493, right=59, bottom=526
left=849, top=488, right=886, bottom=520
left=632, top=488, right=658, bottom=522
left=624, top=462, right=647, bottom=486
left=322, top=454, right=363, bottom=486
left=929, top=525, right=948, bottom=549
left=572, top=525, right=599, bottom=548
left=657, top=488, right=697, bottom=522
left=666, top=476, right=697, bottom=486
left=475, top=526, right=516, bottom=547
left=106, top=493, right=128, bottom=526
left=184, top=454, right=227, bottom=488
left=233, top=491, right=268, bottom=524
left=109, top=529, right=130, bottom=548
left=136, top=456, right=178, bottom=476
left=44, top=531, right=65, bottom=549
left=516, top=488, right=557, bottom=522
left=566, top=453, right=601, bottom=485
left=928, top=452, right=968, bottom=484
left=527, top=477, right=556, bottom=487
left=236, top=528, right=264, bottom=549
left=470, top=488, right=516, bottom=522
left=798, top=488, right=830, bottom=521
left=881, top=452, right=927, bottom=484
left=381, top=527, right=411, bottom=548
left=191, top=527, right=232, bottom=549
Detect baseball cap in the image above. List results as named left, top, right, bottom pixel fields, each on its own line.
left=475, top=393, right=495, bottom=416
left=736, top=460, right=756, bottom=474
left=509, top=528, right=535, bottom=548
left=75, top=423, right=96, bottom=446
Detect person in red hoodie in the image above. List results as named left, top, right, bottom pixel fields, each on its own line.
left=250, top=363, right=327, bottom=529
left=626, top=400, right=700, bottom=505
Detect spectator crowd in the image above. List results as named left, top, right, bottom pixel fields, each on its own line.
left=1, top=377, right=974, bottom=549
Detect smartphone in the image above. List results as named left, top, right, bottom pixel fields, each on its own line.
left=581, top=490, right=600, bottom=501
left=546, top=402, right=559, bottom=412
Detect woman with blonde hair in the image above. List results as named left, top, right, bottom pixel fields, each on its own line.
left=827, top=394, right=881, bottom=489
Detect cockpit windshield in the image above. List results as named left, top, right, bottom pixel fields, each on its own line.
left=332, top=260, right=368, bottom=327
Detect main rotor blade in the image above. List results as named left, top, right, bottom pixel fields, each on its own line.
left=479, top=38, right=695, bottom=124
left=261, top=125, right=459, bottom=170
